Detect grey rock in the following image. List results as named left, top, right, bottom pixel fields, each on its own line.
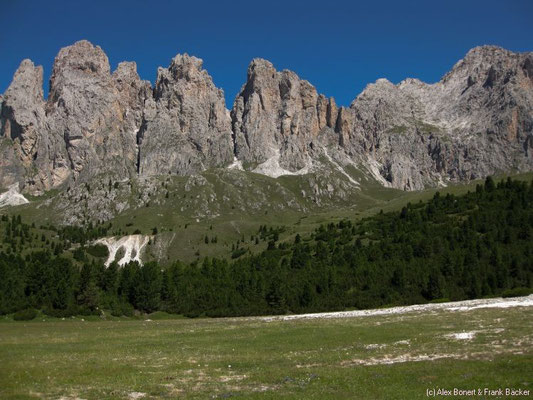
left=137, top=54, right=233, bottom=176
left=0, top=59, right=45, bottom=189
left=0, top=59, right=69, bottom=193
left=231, top=59, right=338, bottom=172
left=46, top=40, right=141, bottom=183
left=341, top=46, right=533, bottom=189
left=112, top=61, right=152, bottom=150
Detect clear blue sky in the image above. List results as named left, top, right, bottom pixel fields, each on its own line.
left=1, top=0, right=531, bottom=107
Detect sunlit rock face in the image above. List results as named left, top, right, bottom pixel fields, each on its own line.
left=1, top=42, right=532, bottom=195
left=137, top=53, right=234, bottom=177
left=342, top=46, right=533, bottom=189
left=231, top=58, right=339, bottom=174
left=46, top=40, right=151, bottom=185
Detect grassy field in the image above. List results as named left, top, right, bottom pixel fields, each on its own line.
left=1, top=301, right=531, bottom=399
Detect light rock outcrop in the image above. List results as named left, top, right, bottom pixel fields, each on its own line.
left=96, top=235, right=151, bottom=266
left=0, top=183, right=29, bottom=208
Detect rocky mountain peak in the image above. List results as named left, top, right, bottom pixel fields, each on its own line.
left=231, top=58, right=338, bottom=174
left=441, top=45, right=527, bottom=88
left=0, top=58, right=67, bottom=193
left=48, top=40, right=110, bottom=103
left=342, top=45, right=533, bottom=190
left=112, top=61, right=152, bottom=145
left=463, top=45, right=514, bottom=62
left=1, top=59, right=44, bottom=131
left=352, top=78, right=396, bottom=105
left=248, top=58, right=276, bottom=78
left=53, top=40, right=110, bottom=74
left=154, top=53, right=223, bottom=105
left=44, top=40, right=144, bottom=185
left=113, top=61, right=140, bottom=83
left=237, top=58, right=278, bottom=107
left=138, top=53, right=233, bottom=177
left=167, top=53, right=205, bottom=81
left=4, top=59, right=44, bottom=105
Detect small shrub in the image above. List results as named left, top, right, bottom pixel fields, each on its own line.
left=78, top=306, right=100, bottom=316
left=73, top=247, right=86, bottom=262
left=231, top=247, right=247, bottom=259
left=43, top=305, right=78, bottom=318
left=184, top=310, right=201, bottom=318
left=501, top=287, right=533, bottom=298
left=13, top=308, right=38, bottom=321
left=429, top=298, right=451, bottom=304
left=86, top=244, right=109, bottom=258
left=110, top=300, right=134, bottom=317
left=114, top=246, right=126, bottom=263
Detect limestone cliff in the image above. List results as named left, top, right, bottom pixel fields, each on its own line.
left=1, top=41, right=532, bottom=197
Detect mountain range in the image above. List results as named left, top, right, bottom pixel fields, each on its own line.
left=0, top=41, right=532, bottom=216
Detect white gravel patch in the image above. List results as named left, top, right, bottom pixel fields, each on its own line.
left=253, top=148, right=311, bottom=178
left=364, top=343, right=386, bottom=350
left=342, top=353, right=465, bottom=366
left=260, top=296, right=533, bottom=322
left=446, top=298, right=533, bottom=311
left=96, top=235, right=151, bottom=267
left=446, top=331, right=477, bottom=340
left=366, top=157, right=391, bottom=187
left=393, top=339, right=411, bottom=345
left=0, top=183, right=29, bottom=208
left=227, top=157, right=244, bottom=171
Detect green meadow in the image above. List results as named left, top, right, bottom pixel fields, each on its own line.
left=1, top=302, right=531, bottom=399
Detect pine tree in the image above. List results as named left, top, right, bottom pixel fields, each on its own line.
left=133, top=262, right=162, bottom=312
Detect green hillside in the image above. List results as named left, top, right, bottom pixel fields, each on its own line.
left=1, top=175, right=532, bottom=318
left=4, top=167, right=533, bottom=263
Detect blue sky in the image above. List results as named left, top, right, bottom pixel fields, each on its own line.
left=1, top=0, right=532, bottom=106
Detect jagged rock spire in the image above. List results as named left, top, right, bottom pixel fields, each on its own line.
left=231, top=58, right=338, bottom=173
left=137, top=53, right=233, bottom=176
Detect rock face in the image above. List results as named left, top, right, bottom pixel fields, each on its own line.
left=0, top=59, right=44, bottom=166
left=46, top=40, right=150, bottom=183
left=0, top=58, right=73, bottom=193
left=1, top=41, right=532, bottom=196
left=231, top=59, right=338, bottom=172
left=1, top=60, right=44, bottom=189
left=137, top=54, right=233, bottom=176
left=231, top=47, right=532, bottom=189
left=341, top=46, right=533, bottom=189
left=0, top=41, right=233, bottom=192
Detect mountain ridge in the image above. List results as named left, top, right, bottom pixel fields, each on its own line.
left=1, top=40, right=532, bottom=196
